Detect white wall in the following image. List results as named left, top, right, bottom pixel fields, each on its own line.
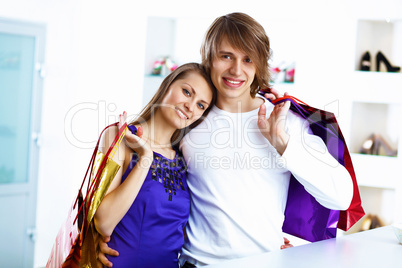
left=0, top=1, right=81, bottom=266
left=0, top=0, right=401, bottom=267
left=0, top=0, right=146, bottom=266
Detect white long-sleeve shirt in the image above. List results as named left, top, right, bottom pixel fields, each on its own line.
left=179, top=98, right=353, bottom=266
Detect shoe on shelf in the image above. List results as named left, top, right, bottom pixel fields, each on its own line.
left=359, top=51, right=371, bottom=71
left=376, top=51, right=401, bottom=72
left=359, top=133, right=398, bottom=156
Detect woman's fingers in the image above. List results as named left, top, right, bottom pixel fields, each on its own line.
left=118, top=111, right=127, bottom=130
left=137, top=126, right=143, bottom=138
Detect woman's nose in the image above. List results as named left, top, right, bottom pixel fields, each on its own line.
left=184, top=101, right=194, bottom=112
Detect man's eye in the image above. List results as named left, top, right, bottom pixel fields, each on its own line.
left=183, top=89, right=190, bottom=96
left=197, top=103, right=205, bottom=110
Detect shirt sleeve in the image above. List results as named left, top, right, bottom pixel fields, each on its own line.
left=279, top=111, right=353, bottom=210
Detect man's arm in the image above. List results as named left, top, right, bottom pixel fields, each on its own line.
left=280, top=112, right=353, bottom=210
left=258, top=98, right=353, bottom=210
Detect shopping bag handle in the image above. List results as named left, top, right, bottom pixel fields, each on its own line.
left=73, top=122, right=127, bottom=225
left=258, top=89, right=339, bottom=138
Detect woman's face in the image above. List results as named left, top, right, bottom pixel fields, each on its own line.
left=160, top=72, right=213, bottom=129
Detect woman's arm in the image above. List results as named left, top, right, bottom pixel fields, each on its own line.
left=94, top=113, right=153, bottom=237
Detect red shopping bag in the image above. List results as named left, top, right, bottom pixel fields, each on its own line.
left=46, top=122, right=127, bottom=267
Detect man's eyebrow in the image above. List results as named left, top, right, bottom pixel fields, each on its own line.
left=218, top=50, right=233, bottom=55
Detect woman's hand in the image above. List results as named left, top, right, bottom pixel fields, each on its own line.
left=257, top=90, right=291, bottom=155
left=119, top=111, right=152, bottom=158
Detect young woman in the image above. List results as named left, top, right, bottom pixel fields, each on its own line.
left=94, top=63, right=216, bottom=267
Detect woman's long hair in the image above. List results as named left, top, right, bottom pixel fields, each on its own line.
left=130, top=63, right=216, bottom=147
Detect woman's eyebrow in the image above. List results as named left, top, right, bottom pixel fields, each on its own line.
left=185, top=83, right=210, bottom=105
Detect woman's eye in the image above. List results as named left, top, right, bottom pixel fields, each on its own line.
left=222, top=55, right=231, bottom=60
left=183, top=88, right=190, bottom=96
left=245, top=58, right=252, bottom=63
left=197, top=103, right=205, bottom=110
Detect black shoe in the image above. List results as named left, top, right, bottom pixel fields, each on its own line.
left=376, top=51, right=400, bottom=72
left=359, top=51, right=371, bottom=71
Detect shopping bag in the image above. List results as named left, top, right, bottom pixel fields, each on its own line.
left=46, top=122, right=127, bottom=268
left=259, top=91, right=365, bottom=242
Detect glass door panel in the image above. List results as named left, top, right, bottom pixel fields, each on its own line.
left=0, top=32, right=35, bottom=184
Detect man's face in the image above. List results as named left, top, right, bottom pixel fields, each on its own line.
left=210, top=37, right=256, bottom=104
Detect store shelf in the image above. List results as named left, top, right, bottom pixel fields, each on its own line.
left=351, top=18, right=402, bottom=226
left=352, top=153, right=399, bottom=189
left=349, top=101, right=399, bottom=155
left=355, top=19, right=402, bottom=72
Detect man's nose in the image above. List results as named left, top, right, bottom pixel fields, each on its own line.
left=229, top=60, right=242, bottom=76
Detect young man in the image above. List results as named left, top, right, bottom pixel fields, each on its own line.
left=99, top=12, right=353, bottom=267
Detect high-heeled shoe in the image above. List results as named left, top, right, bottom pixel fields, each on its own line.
left=359, top=51, right=371, bottom=71
left=376, top=51, right=400, bottom=72
left=359, top=133, right=398, bottom=156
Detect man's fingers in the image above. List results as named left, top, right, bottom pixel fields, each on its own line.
left=283, top=99, right=291, bottom=112
left=264, top=93, right=275, bottom=100
left=98, top=251, right=113, bottom=268
left=257, top=104, right=268, bottom=129
left=101, top=236, right=111, bottom=243
left=281, top=237, right=294, bottom=249
left=258, top=103, right=266, bottom=118
left=269, top=87, right=280, bottom=97
left=99, top=242, right=119, bottom=257
left=264, top=88, right=283, bottom=101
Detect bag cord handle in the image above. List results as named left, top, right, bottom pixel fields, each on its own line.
left=73, top=122, right=127, bottom=225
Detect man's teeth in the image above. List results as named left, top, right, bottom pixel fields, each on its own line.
left=177, top=109, right=188, bottom=119
left=225, top=78, right=241, bottom=84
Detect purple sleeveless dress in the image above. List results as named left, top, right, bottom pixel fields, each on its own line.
left=106, top=125, right=190, bottom=267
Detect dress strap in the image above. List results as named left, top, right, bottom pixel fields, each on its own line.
left=127, top=124, right=137, bottom=135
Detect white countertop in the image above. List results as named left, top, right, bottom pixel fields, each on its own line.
left=205, top=226, right=401, bottom=268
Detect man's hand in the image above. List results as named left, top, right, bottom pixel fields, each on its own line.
left=280, top=237, right=294, bottom=249
left=257, top=93, right=291, bottom=155
left=97, top=235, right=118, bottom=268
left=262, top=88, right=283, bottom=102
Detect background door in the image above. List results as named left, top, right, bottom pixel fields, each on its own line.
left=0, top=19, right=46, bottom=267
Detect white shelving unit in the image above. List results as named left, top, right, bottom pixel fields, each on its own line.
left=349, top=18, right=402, bottom=227
left=142, top=17, right=176, bottom=106
left=355, top=19, right=402, bottom=72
